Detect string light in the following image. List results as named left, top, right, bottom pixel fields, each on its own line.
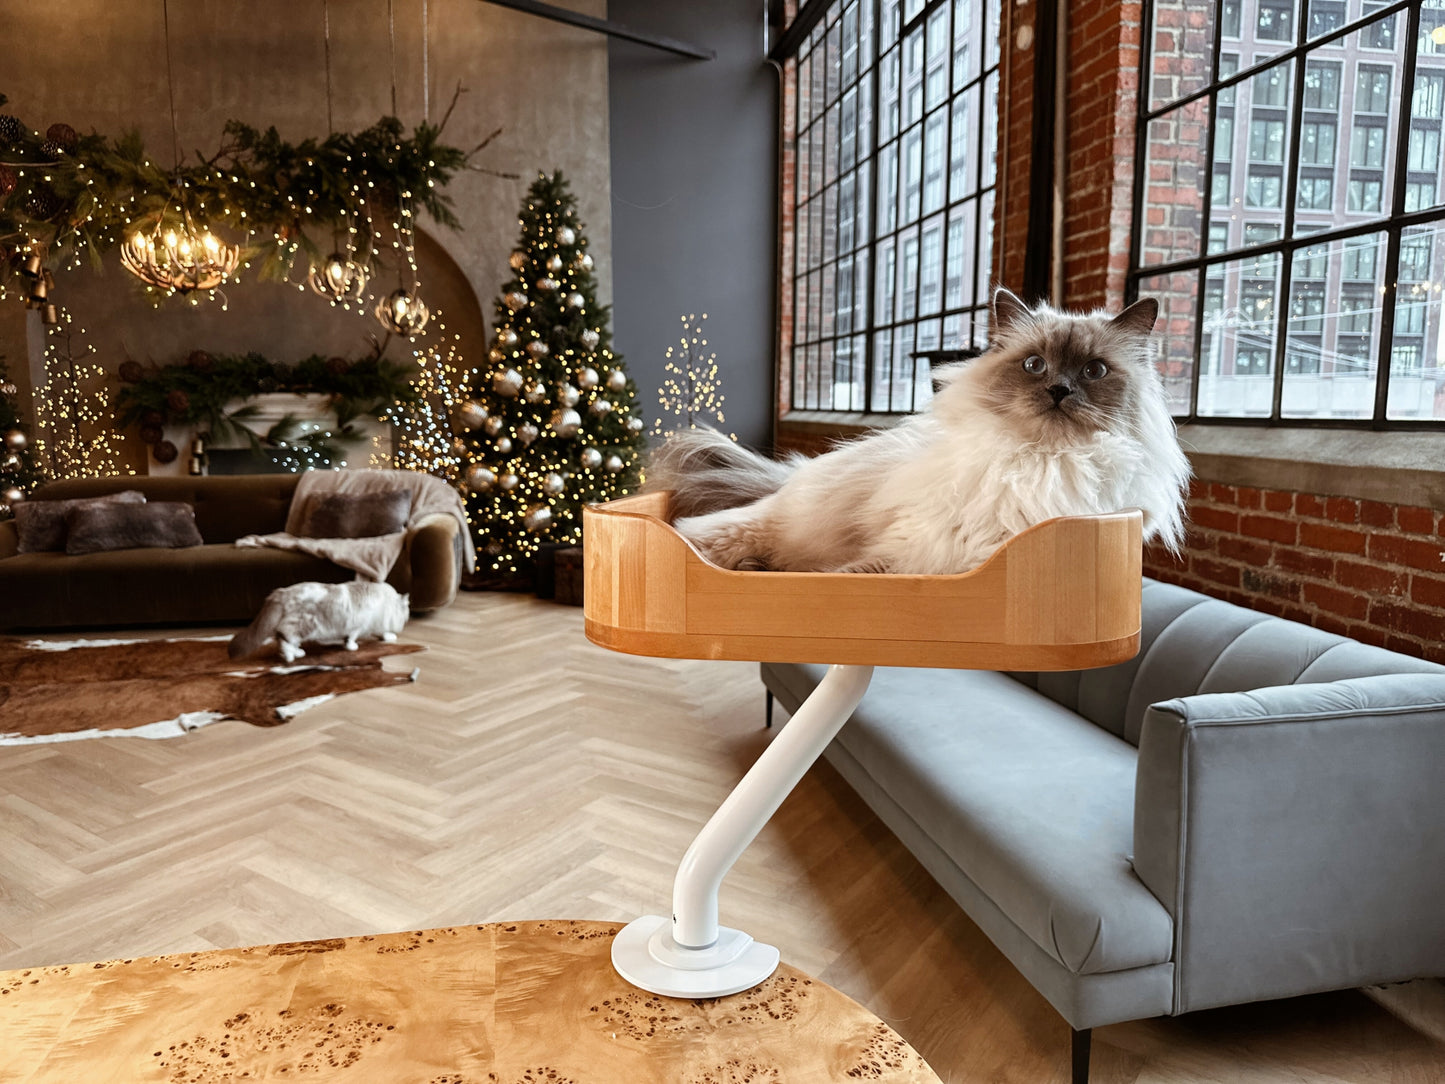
left=34, top=311, right=132, bottom=481
left=654, top=312, right=734, bottom=438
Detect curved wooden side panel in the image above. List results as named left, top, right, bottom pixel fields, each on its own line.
left=583, top=492, right=1142, bottom=671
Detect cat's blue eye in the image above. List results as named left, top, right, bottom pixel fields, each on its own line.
left=1083, top=359, right=1108, bottom=381
left=1022, top=355, right=1047, bottom=375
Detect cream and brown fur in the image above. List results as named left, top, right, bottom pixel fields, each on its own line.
left=228, top=581, right=410, bottom=662
left=648, top=288, right=1190, bottom=574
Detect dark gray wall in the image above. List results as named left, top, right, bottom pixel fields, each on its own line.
left=608, top=1, right=778, bottom=450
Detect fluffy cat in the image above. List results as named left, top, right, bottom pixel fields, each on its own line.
left=227, top=581, right=410, bottom=662
left=650, top=288, right=1190, bottom=575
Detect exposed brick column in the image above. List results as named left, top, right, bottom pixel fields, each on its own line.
left=994, top=0, right=1035, bottom=294
left=776, top=1, right=799, bottom=424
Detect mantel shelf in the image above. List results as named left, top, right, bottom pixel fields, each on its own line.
left=583, top=492, right=1144, bottom=671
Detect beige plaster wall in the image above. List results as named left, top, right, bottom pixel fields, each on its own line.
left=0, top=0, right=611, bottom=468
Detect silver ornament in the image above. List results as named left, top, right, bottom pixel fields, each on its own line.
left=558, top=383, right=580, bottom=407
left=484, top=416, right=505, bottom=437
left=536, top=276, right=559, bottom=293
left=551, top=408, right=582, bottom=437
left=2, top=452, right=20, bottom=470
left=525, top=382, right=548, bottom=403
left=465, top=464, right=497, bottom=492
left=496, top=436, right=513, bottom=454
left=580, top=447, right=602, bottom=469
left=565, top=292, right=584, bottom=310
left=580, top=329, right=600, bottom=350
left=489, top=347, right=507, bottom=364
left=604, top=454, right=625, bottom=474
left=509, top=250, right=527, bottom=270
left=497, top=328, right=519, bottom=348
left=543, top=472, right=565, bottom=495
left=493, top=368, right=524, bottom=396
left=590, top=398, right=613, bottom=417
left=454, top=399, right=488, bottom=430
left=575, top=253, right=594, bottom=272
left=578, top=366, right=599, bottom=389
left=504, top=290, right=529, bottom=311
left=605, top=369, right=627, bottom=393
left=522, top=504, right=553, bottom=533
left=499, top=473, right=520, bottom=491
left=3, top=429, right=26, bottom=451
left=485, top=538, right=505, bottom=556
left=1, top=484, right=24, bottom=504
left=517, top=422, right=540, bottom=446
left=626, top=416, right=645, bottom=433
left=557, top=225, right=576, bottom=246
left=545, top=254, right=563, bottom=273
left=525, top=340, right=550, bottom=359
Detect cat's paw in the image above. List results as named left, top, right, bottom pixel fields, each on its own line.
left=382, top=631, right=397, bottom=642
left=278, top=639, right=303, bottom=663
left=344, top=638, right=358, bottom=651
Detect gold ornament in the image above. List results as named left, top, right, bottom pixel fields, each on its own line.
left=509, top=250, right=527, bottom=270
left=0, top=382, right=16, bottom=396
left=307, top=252, right=368, bottom=305
left=580, top=329, right=600, bottom=350
left=536, top=276, right=559, bottom=293
left=492, top=368, right=524, bottom=396
left=551, top=408, right=582, bottom=437
left=505, top=290, right=529, bottom=311
left=454, top=400, right=488, bottom=430
left=3, top=428, right=26, bottom=451
left=525, top=340, right=550, bottom=359
left=497, top=328, right=519, bottom=348
left=558, top=383, right=580, bottom=407
left=484, top=416, right=505, bottom=436
left=496, top=436, right=513, bottom=454
left=604, top=454, right=625, bottom=474
left=376, top=288, right=430, bottom=336
left=517, top=422, right=540, bottom=446
left=578, top=367, right=599, bottom=389
left=522, top=504, right=553, bottom=533
left=2, top=484, right=24, bottom=504
left=465, top=464, right=498, bottom=492
left=545, top=255, right=563, bottom=273
left=590, top=398, right=613, bottom=417
left=580, top=447, right=602, bottom=469
left=556, top=225, right=576, bottom=246
left=575, top=253, right=594, bottom=272
left=606, top=369, right=627, bottom=392
left=499, top=472, right=520, bottom=491
left=565, top=292, right=584, bottom=310
left=121, top=219, right=240, bottom=294
left=524, top=382, right=548, bottom=404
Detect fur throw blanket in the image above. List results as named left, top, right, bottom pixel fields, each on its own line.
left=235, top=470, right=475, bottom=581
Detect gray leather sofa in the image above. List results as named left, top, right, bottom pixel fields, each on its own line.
left=761, top=578, right=1445, bottom=1083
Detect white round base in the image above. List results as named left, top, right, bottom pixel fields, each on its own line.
left=611, top=915, right=780, bottom=999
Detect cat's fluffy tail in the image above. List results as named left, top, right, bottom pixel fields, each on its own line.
left=228, top=594, right=283, bottom=659
left=646, top=428, right=800, bottom=519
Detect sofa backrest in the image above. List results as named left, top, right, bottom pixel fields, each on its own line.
left=1011, top=579, right=1445, bottom=746
left=31, top=475, right=299, bottom=544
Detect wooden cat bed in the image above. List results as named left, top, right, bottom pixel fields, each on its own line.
left=582, top=490, right=1145, bottom=1002
left=583, top=490, right=1143, bottom=671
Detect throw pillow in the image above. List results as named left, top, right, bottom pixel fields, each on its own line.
left=64, top=501, right=205, bottom=555
left=296, top=490, right=412, bottom=539
left=13, top=490, right=148, bottom=553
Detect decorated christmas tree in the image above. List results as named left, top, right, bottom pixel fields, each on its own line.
left=0, top=356, right=45, bottom=516
left=457, top=171, right=644, bottom=574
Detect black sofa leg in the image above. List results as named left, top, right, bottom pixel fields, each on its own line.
left=1071, top=1027, right=1091, bottom=1084
left=765, top=690, right=774, bottom=729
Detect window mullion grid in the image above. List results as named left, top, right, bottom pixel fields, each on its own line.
left=1270, top=42, right=1312, bottom=421
left=973, top=20, right=989, bottom=346
left=1127, top=0, right=1159, bottom=307
left=794, top=53, right=808, bottom=410
left=863, top=0, right=885, bottom=414
left=1370, top=1, right=1422, bottom=427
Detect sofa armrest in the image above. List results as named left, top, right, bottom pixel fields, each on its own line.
left=1133, top=674, right=1445, bottom=1014
left=404, top=513, right=462, bottom=613
left=0, top=519, right=16, bottom=560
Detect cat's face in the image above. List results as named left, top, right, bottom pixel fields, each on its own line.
left=950, top=290, right=1159, bottom=444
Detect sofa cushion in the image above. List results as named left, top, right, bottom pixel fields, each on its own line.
left=13, top=490, right=147, bottom=553
left=295, top=489, right=411, bottom=539
left=31, top=475, right=298, bottom=544
left=764, top=661, right=1175, bottom=976
left=65, top=501, right=204, bottom=555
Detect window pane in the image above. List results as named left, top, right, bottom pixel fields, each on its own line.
left=1388, top=223, right=1445, bottom=420
left=1306, top=0, right=1345, bottom=41
left=1197, top=254, right=1282, bottom=418
left=952, top=0, right=980, bottom=87
left=945, top=200, right=975, bottom=310
left=949, top=86, right=980, bottom=200
left=1140, top=97, right=1210, bottom=267
left=1255, top=0, right=1296, bottom=48
left=1137, top=269, right=1200, bottom=415
left=1149, top=0, right=1217, bottom=111
left=1282, top=232, right=1386, bottom=418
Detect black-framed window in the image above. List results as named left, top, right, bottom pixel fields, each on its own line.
left=1133, top=0, right=1445, bottom=427
left=782, top=0, right=999, bottom=415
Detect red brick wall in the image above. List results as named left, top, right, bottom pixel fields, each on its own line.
left=1145, top=483, right=1445, bottom=664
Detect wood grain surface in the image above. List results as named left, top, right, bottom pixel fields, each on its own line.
left=0, top=919, right=941, bottom=1083
left=583, top=491, right=1143, bottom=670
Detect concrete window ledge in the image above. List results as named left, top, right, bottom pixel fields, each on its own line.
left=1178, top=425, right=1445, bottom=508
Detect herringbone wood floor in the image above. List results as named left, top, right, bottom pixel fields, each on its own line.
left=2, top=592, right=1442, bottom=1082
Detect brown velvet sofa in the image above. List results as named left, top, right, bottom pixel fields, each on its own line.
left=0, top=474, right=463, bottom=630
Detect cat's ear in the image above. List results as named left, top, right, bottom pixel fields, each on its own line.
left=991, top=287, right=1031, bottom=335
left=1111, top=297, right=1159, bottom=336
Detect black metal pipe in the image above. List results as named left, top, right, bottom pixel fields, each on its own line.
left=480, top=0, right=715, bottom=60
left=1022, top=0, right=1058, bottom=303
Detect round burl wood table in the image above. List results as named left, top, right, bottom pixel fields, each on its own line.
left=0, top=920, right=941, bottom=1083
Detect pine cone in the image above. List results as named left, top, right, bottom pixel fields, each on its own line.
left=0, top=115, right=22, bottom=145
left=325, top=356, right=351, bottom=376
left=138, top=423, right=164, bottom=444
left=0, top=163, right=15, bottom=200
left=23, top=185, right=60, bottom=220
left=186, top=350, right=213, bottom=374
left=44, top=123, right=77, bottom=153
left=152, top=440, right=179, bottom=464
left=141, top=409, right=165, bottom=427
left=39, top=140, right=64, bottom=158
left=118, top=360, right=145, bottom=384
left=165, top=389, right=191, bottom=415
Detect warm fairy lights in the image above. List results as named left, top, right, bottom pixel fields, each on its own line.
left=385, top=309, right=469, bottom=481
left=654, top=312, right=734, bottom=438
left=35, top=311, right=131, bottom=481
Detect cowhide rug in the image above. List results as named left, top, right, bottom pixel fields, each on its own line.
left=0, top=635, right=425, bottom=745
